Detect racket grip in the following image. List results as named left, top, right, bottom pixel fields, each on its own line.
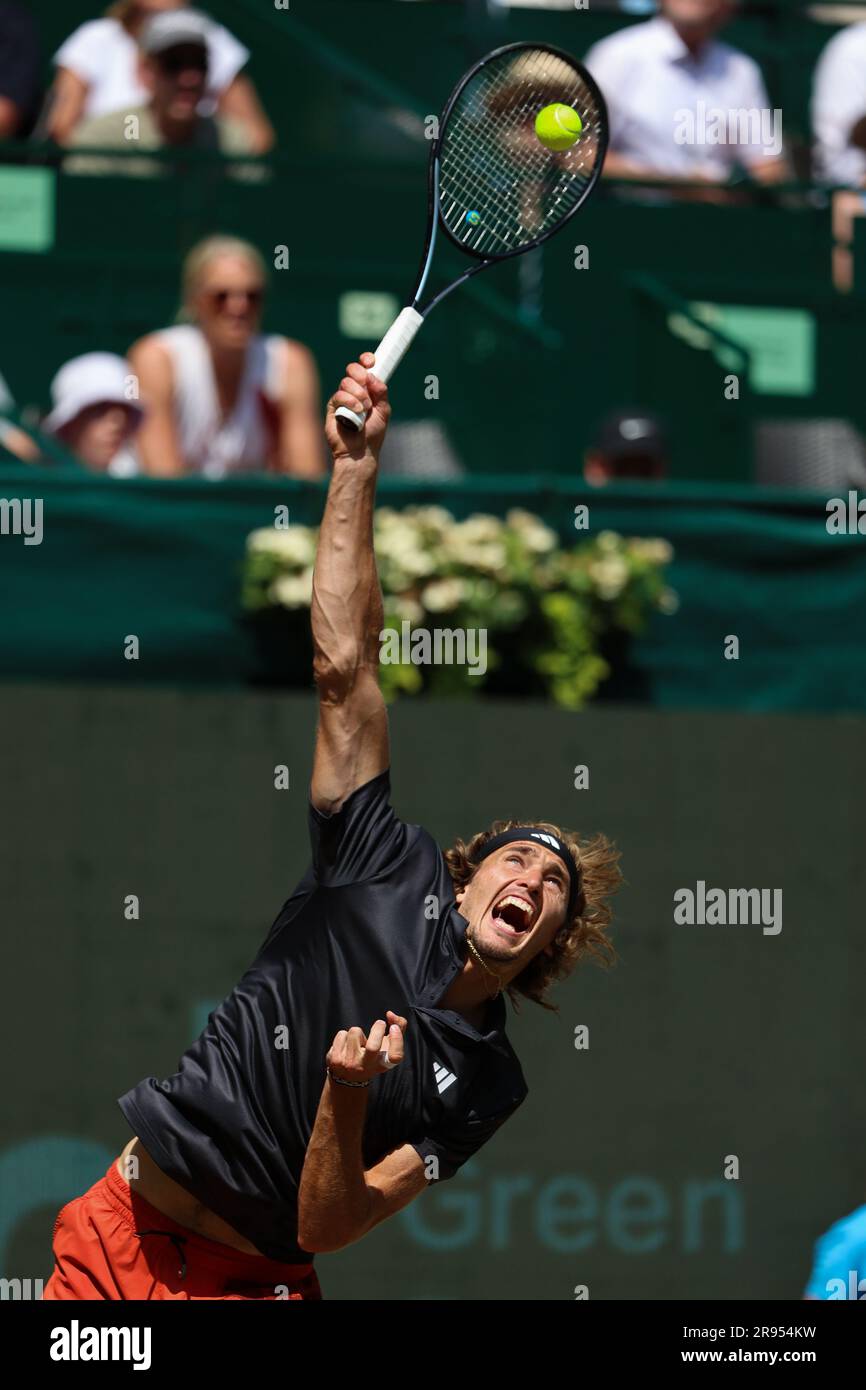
left=334, top=307, right=424, bottom=432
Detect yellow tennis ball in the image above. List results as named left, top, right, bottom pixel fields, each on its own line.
left=534, top=103, right=582, bottom=152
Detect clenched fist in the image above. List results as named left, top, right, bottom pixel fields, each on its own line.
left=325, top=352, right=391, bottom=464
left=326, top=1010, right=407, bottom=1086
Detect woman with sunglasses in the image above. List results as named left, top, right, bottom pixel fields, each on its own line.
left=128, top=235, right=325, bottom=479
left=47, top=0, right=273, bottom=152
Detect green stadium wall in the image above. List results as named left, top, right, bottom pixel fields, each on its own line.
left=1, top=685, right=864, bottom=1299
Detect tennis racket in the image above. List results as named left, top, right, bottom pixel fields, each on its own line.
left=335, top=41, right=608, bottom=431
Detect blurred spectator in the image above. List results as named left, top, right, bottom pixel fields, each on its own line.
left=0, top=367, right=39, bottom=461
left=812, top=21, right=866, bottom=188
left=803, top=1202, right=866, bottom=1300
left=65, top=11, right=256, bottom=179
left=0, top=2, right=41, bottom=139
left=48, top=1, right=273, bottom=152
left=128, top=236, right=324, bottom=479
left=584, top=1, right=785, bottom=190
left=812, top=22, right=866, bottom=291
left=584, top=410, right=669, bottom=485
left=42, top=353, right=144, bottom=474
left=811, top=21, right=866, bottom=291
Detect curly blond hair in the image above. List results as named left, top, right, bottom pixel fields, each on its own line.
left=443, top=819, right=621, bottom=1013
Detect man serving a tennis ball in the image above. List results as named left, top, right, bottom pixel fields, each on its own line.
left=44, top=355, right=620, bottom=1301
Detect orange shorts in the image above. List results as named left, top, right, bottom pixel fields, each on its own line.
left=42, top=1160, right=322, bottom=1301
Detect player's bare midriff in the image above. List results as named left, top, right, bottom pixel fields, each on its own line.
left=116, top=1137, right=266, bottom=1256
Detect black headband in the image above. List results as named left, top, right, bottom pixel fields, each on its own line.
left=471, top=828, right=582, bottom=917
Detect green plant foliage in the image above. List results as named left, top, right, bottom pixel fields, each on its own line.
left=242, top=510, right=677, bottom=707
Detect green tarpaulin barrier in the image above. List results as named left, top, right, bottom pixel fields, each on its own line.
left=1, top=466, right=865, bottom=712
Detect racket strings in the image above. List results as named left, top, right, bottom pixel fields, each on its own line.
left=438, top=47, right=604, bottom=256
left=445, top=76, right=597, bottom=246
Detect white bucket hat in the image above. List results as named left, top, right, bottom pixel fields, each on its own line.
left=43, top=353, right=145, bottom=436
left=140, top=9, right=212, bottom=58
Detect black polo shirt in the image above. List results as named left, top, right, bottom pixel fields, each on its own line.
left=118, top=770, right=528, bottom=1262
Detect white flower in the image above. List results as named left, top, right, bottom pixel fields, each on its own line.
left=401, top=548, right=438, bottom=578
left=421, top=578, right=468, bottom=612
left=597, top=530, right=622, bottom=554
left=443, top=529, right=507, bottom=574
left=659, top=586, right=680, bottom=614
left=375, top=532, right=437, bottom=582
left=270, top=568, right=314, bottom=609
left=452, top=514, right=503, bottom=545
left=375, top=529, right=418, bottom=561
left=248, top=527, right=317, bottom=567
left=630, top=538, right=673, bottom=566
left=389, top=596, right=424, bottom=623
left=506, top=509, right=557, bottom=554
left=441, top=534, right=471, bottom=565
left=247, top=527, right=279, bottom=550
left=471, top=541, right=508, bottom=575
left=411, top=505, right=453, bottom=533
left=589, top=557, right=628, bottom=601
left=375, top=509, right=422, bottom=544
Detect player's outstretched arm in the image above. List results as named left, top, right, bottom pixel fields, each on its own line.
left=310, top=354, right=391, bottom=815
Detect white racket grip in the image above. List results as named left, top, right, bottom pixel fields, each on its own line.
left=334, top=307, right=424, bottom=431
left=369, top=306, right=424, bottom=384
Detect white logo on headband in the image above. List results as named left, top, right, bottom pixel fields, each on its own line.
left=530, top=832, right=560, bottom=851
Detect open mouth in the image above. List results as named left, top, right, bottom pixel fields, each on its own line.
left=490, top=894, right=535, bottom=938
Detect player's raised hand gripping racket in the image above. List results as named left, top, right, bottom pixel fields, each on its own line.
left=334, top=42, right=608, bottom=431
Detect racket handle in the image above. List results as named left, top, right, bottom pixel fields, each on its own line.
left=334, top=307, right=424, bottom=431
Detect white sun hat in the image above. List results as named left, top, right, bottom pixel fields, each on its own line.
left=140, top=9, right=212, bottom=57
left=43, top=353, right=145, bottom=436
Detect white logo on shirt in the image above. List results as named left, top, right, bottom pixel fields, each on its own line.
left=433, top=1061, right=457, bottom=1094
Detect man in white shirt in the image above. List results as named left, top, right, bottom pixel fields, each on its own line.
left=49, top=1, right=273, bottom=152
left=65, top=11, right=256, bottom=179
left=584, top=0, right=784, bottom=188
left=812, top=21, right=866, bottom=187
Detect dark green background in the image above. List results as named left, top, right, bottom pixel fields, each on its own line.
left=2, top=685, right=863, bottom=1299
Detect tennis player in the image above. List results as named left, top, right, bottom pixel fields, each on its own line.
left=43, top=355, right=620, bottom=1301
